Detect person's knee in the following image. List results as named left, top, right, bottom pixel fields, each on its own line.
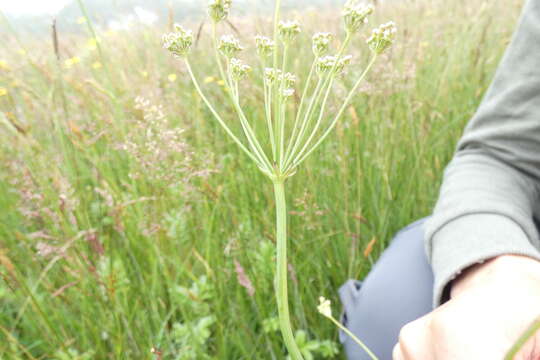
left=339, top=216, right=434, bottom=360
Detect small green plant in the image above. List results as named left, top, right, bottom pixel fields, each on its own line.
left=163, top=0, right=396, bottom=358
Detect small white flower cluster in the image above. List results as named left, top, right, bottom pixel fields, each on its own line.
left=264, top=68, right=281, bottom=84
left=367, top=21, right=397, bottom=54
left=312, top=32, right=333, bottom=57
left=278, top=20, right=301, bottom=42
left=343, top=1, right=374, bottom=33
left=255, top=35, right=275, bottom=58
left=219, top=34, right=244, bottom=58
left=208, top=0, right=232, bottom=23
left=162, top=24, right=194, bottom=58
left=230, top=58, right=252, bottom=81
left=264, top=68, right=297, bottom=99
left=317, top=296, right=332, bottom=318
left=316, top=55, right=353, bottom=76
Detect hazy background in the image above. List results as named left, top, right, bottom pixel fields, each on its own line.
left=1, top=0, right=357, bottom=34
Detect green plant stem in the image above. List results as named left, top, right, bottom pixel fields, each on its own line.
left=505, top=316, right=540, bottom=360
left=264, top=79, right=277, bottom=163
left=283, top=33, right=352, bottom=169
left=292, top=76, right=335, bottom=165
left=184, top=59, right=262, bottom=167
left=289, top=54, right=378, bottom=170
left=211, top=24, right=273, bottom=171
left=273, top=180, right=304, bottom=360
left=283, top=76, right=324, bottom=169
left=327, top=315, right=378, bottom=360
left=283, top=61, right=316, bottom=162
left=278, top=44, right=289, bottom=170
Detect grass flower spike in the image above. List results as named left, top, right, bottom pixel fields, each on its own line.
left=162, top=24, right=194, bottom=58
left=163, top=0, right=396, bottom=358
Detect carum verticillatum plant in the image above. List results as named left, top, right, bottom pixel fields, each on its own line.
left=163, top=0, right=396, bottom=358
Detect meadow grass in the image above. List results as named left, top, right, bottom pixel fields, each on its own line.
left=0, top=0, right=521, bottom=358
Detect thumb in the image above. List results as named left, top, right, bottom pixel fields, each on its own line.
left=393, top=315, right=433, bottom=359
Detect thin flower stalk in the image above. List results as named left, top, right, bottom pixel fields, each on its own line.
left=289, top=55, right=378, bottom=170
left=283, top=33, right=352, bottom=169
left=183, top=60, right=262, bottom=168
left=317, top=296, right=379, bottom=360
left=163, top=1, right=395, bottom=358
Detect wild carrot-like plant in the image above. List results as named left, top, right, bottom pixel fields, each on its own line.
left=163, top=0, right=396, bottom=358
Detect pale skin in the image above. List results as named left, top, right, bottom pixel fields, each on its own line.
left=392, top=254, right=540, bottom=360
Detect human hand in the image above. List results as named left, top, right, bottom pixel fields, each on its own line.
left=392, top=254, right=540, bottom=360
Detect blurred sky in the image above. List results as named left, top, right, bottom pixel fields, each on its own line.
left=0, top=0, right=71, bottom=15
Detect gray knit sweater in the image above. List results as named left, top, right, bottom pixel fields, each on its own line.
left=423, top=0, right=540, bottom=307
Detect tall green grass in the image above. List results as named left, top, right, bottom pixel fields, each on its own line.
left=0, top=0, right=521, bottom=358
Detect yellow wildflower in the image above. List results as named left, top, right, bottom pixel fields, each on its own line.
left=141, top=71, right=149, bottom=78
left=87, top=37, right=99, bottom=51
left=92, top=61, right=102, bottom=69
left=204, top=76, right=216, bottom=84
left=168, top=73, right=177, bottom=82
left=65, top=57, right=81, bottom=68
left=77, top=16, right=87, bottom=24
left=0, top=88, right=7, bottom=97
left=0, top=60, right=10, bottom=71
left=217, top=79, right=226, bottom=86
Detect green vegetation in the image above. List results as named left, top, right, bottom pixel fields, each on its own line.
left=0, top=0, right=519, bottom=358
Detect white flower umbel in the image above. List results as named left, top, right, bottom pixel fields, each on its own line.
left=219, top=34, right=244, bottom=58
left=343, top=1, right=374, bottom=34
left=367, top=21, right=397, bottom=54
left=317, top=296, right=332, bottom=318
left=312, top=32, right=333, bottom=57
left=208, top=0, right=232, bottom=23
left=278, top=20, right=301, bottom=43
left=163, top=0, right=395, bottom=358
left=162, top=24, right=193, bottom=58
left=255, top=35, right=275, bottom=58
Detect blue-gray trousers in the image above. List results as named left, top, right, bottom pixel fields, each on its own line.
left=339, top=216, right=434, bottom=360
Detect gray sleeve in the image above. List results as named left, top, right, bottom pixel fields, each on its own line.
left=423, top=0, right=540, bottom=308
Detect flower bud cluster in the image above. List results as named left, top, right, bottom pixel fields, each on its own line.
left=282, top=88, right=295, bottom=99
left=317, top=297, right=332, bottom=318
left=255, top=35, right=275, bottom=58
left=312, top=32, right=333, bottom=57
left=264, top=68, right=297, bottom=100
left=219, top=35, right=244, bottom=58
left=264, top=68, right=280, bottom=84
left=230, top=58, right=252, bottom=81
left=343, top=1, right=374, bottom=33
left=278, top=20, right=301, bottom=42
left=162, top=24, right=194, bottom=58
left=367, top=21, right=397, bottom=54
left=316, top=55, right=353, bottom=76
left=208, top=0, right=232, bottom=23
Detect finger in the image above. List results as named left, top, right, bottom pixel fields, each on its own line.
left=392, top=343, right=405, bottom=360
left=398, top=316, right=432, bottom=359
